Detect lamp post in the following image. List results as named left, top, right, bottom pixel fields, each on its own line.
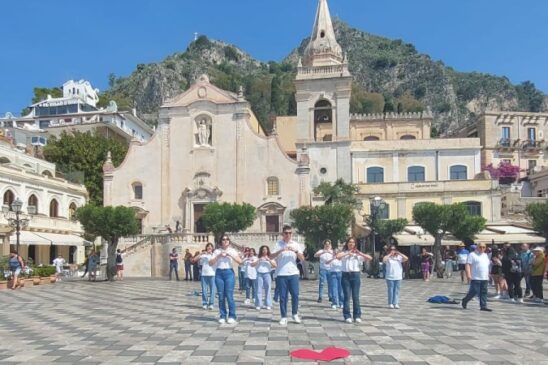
left=369, top=196, right=386, bottom=276
left=2, top=198, right=35, bottom=253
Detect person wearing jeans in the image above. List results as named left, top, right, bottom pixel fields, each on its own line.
left=314, top=240, right=334, bottom=303
left=461, top=243, right=492, bottom=311
left=194, top=243, right=216, bottom=309
left=252, top=245, right=277, bottom=310
left=326, top=251, right=344, bottom=309
left=270, top=225, right=305, bottom=326
left=184, top=249, right=193, bottom=281
left=530, top=247, right=545, bottom=303
left=244, top=249, right=258, bottom=306
left=209, top=235, right=242, bottom=324
left=169, top=248, right=180, bottom=281
left=383, top=246, right=408, bottom=309
left=337, top=237, right=372, bottom=323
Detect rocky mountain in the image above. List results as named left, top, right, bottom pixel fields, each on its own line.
left=102, top=20, right=547, bottom=135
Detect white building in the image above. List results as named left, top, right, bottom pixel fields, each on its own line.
left=0, top=134, right=89, bottom=264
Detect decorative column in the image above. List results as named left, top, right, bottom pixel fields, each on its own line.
left=296, top=148, right=311, bottom=207
left=102, top=151, right=114, bottom=206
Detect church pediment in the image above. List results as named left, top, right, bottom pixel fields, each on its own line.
left=163, top=74, right=240, bottom=108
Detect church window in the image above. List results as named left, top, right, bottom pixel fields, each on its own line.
left=28, top=194, right=38, bottom=214
left=49, top=199, right=59, bottom=218
left=133, top=182, right=143, bottom=200
left=408, top=166, right=425, bottom=182
left=314, top=100, right=333, bottom=142
left=367, top=167, right=384, bottom=183
left=364, top=136, right=380, bottom=141
left=450, top=165, right=467, bottom=180
left=400, top=135, right=416, bottom=140
left=3, top=190, right=15, bottom=210
left=319, top=167, right=327, bottom=175
left=69, top=202, right=77, bottom=221
left=267, top=177, right=280, bottom=196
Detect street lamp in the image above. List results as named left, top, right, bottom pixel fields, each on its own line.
left=2, top=198, right=36, bottom=253
left=369, top=196, right=386, bottom=276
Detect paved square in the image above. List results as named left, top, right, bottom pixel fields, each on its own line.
left=0, top=276, right=547, bottom=364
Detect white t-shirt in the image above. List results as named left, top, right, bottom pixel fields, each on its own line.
left=385, top=255, right=404, bottom=280
left=457, top=249, right=470, bottom=264
left=245, top=257, right=258, bottom=280
left=341, top=252, right=364, bottom=272
left=316, top=249, right=334, bottom=271
left=329, top=258, right=342, bottom=272
left=273, top=239, right=302, bottom=276
left=53, top=258, right=65, bottom=270
left=212, top=248, right=239, bottom=270
left=256, top=257, right=273, bottom=274
left=199, top=253, right=215, bottom=276
left=466, top=251, right=490, bottom=281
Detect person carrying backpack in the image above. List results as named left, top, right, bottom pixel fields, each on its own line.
left=501, top=245, right=523, bottom=303
left=116, top=249, right=124, bottom=281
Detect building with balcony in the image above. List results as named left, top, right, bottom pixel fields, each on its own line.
left=0, top=135, right=88, bottom=264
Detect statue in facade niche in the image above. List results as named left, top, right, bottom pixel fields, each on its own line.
left=197, top=119, right=211, bottom=146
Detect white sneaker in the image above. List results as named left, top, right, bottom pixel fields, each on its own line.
left=244, top=299, right=250, bottom=305
left=202, top=305, right=208, bottom=310
left=494, top=295, right=501, bottom=299
left=339, top=305, right=343, bottom=309
left=255, top=306, right=261, bottom=310
left=345, top=318, right=353, bottom=323
left=389, top=304, right=395, bottom=309
left=208, top=305, right=214, bottom=310
left=292, top=314, right=302, bottom=324
left=518, top=298, right=524, bottom=303
left=331, top=304, right=337, bottom=309
left=354, top=318, right=362, bottom=323
left=266, top=306, right=271, bottom=310
left=394, top=304, right=400, bottom=309
left=279, top=318, right=288, bottom=326
left=227, top=318, right=236, bottom=324
left=218, top=318, right=226, bottom=324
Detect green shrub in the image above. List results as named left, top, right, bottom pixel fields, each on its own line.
left=32, top=267, right=57, bottom=277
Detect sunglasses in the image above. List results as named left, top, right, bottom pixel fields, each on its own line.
left=283, top=231, right=293, bottom=235
left=222, top=238, right=229, bottom=241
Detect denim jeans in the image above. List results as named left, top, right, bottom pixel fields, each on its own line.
left=386, top=279, right=401, bottom=305
left=276, top=274, right=300, bottom=318
left=184, top=262, right=192, bottom=280
left=169, top=262, right=179, bottom=280
left=462, top=280, right=488, bottom=309
left=257, top=272, right=272, bottom=307
left=246, top=278, right=257, bottom=301
left=238, top=270, right=246, bottom=291
left=318, top=269, right=331, bottom=300
left=329, top=271, right=344, bottom=306
left=201, top=275, right=216, bottom=306
left=342, top=272, right=362, bottom=320
left=215, top=269, right=236, bottom=320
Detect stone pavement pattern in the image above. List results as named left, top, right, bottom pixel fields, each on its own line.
left=0, top=276, right=547, bottom=365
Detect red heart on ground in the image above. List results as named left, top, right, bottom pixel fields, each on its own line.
left=290, top=346, right=350, bottom=361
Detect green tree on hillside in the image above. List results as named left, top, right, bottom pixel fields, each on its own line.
left=43, top=131, right=128, bottom=206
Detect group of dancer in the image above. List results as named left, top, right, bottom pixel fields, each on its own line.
left=191, top=225, right=409, bottom=325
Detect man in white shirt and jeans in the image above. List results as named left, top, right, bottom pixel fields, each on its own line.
left=461, top=243, right=492, bottom=312
left=270, top=225, right=305, bottom=325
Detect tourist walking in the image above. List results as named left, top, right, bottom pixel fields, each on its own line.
left=314, top=240, right=334, bottom=303
left=444, top=247, right=455, bottom=278
left=461, top=243, right=492, bottom=311
left=491, top=249, right=508, bottom=299
left=115, top=249, right=124, bottom=281
left=252, top=245, right=277, bottom=310
left=383, top=246, right=408, bottom=309
left=192, top=251, right=201, bottom=281
left=8, top=250, right=25, bottom=290
left=209, top=235, right=242, bottom=324
left=194, top=243, right=216, bottom=309
left=238, top=248, right=250, bottom=293
left=270, top=225, right=304, bottom=325
left=337, top=237, right=372, bottom=323
left=420, top=248, right=433, bottom=281
left=244, top=248, right=258, bottom=306
left=520, top=244, right=533, bottom=297
left=326, top=249, right=344, bottom=309
left=52, top=254, right=65, bottom=281
left=81, top=254, right=89, bottom=278
left=502, top=245, right=523, bottom=303
left=457, top=243, right=470, bottom=283
left=530, top=247, right=545, bottom=303
left=184, top=249, right=193, bottom=281
left=169, top=248, right=180, bottom=281
left=88, top=251, right=98, bottom=282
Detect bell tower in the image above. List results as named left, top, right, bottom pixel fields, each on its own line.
left=295, top=0, right=352, bottom=183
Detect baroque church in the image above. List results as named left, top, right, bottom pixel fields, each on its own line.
left=104, top=0, right=502, bottom=239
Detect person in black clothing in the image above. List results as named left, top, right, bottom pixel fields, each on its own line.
left=501, top=245, right=523, bottom=303
left=169, top=248, right=180, bottom=281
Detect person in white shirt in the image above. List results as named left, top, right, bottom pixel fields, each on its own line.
left=193, top=243, right=216, bottom=310
left=252, top=245, right=277, bottom=310
left=52, top=255, right=66, bottom=281
left=336, top=237, right=372, bottom=323
left=243, top=248, right=258, bottom=306
left=461, top=243, right=492, bottom=312
left=383, top=246, right=409, bottom=309
left=326, top=249, right=344, bottom=309
left=314, top=240, right=334, bottom=304
left=209, top=235, right=243, bottom=324
left=270, top=225, right=305, bottom=325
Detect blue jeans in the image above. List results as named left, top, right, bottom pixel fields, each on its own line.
left=386, top=279, right=401, bottom=305
left=169, top=262, right=179, bottom=280
left=329, top=271, right=344, bottom=306
left=238, top=270, right=245, bottom=291
left=215, top=269, right=236, bottom=320
left=462, top=280, right=488, bottom=309
left=201, top=275, right=216, bottom=306
left=246, top=278, right=257, bottom=302
left=257, top=272, right=272, bottom=308
left=184, top=262, right=192, bottom=280
left=318, top=269, right=331, bottom=301
left=342, top=272, right=362, bottom=320
left=276, top=274, right=300, bottom=318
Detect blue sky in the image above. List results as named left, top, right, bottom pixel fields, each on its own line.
left=1, top=0, right=547, bottom=115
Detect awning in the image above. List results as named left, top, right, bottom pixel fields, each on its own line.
left=9, top=231, right=91, bottom=246
left=393, top=233, right=461, bottom=247
left=473, top=233, right=545, bottom=245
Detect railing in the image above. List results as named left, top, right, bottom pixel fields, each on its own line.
left=522, top=140, right=543, bottom=150
left=297, top=64, right=346, bottom=76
